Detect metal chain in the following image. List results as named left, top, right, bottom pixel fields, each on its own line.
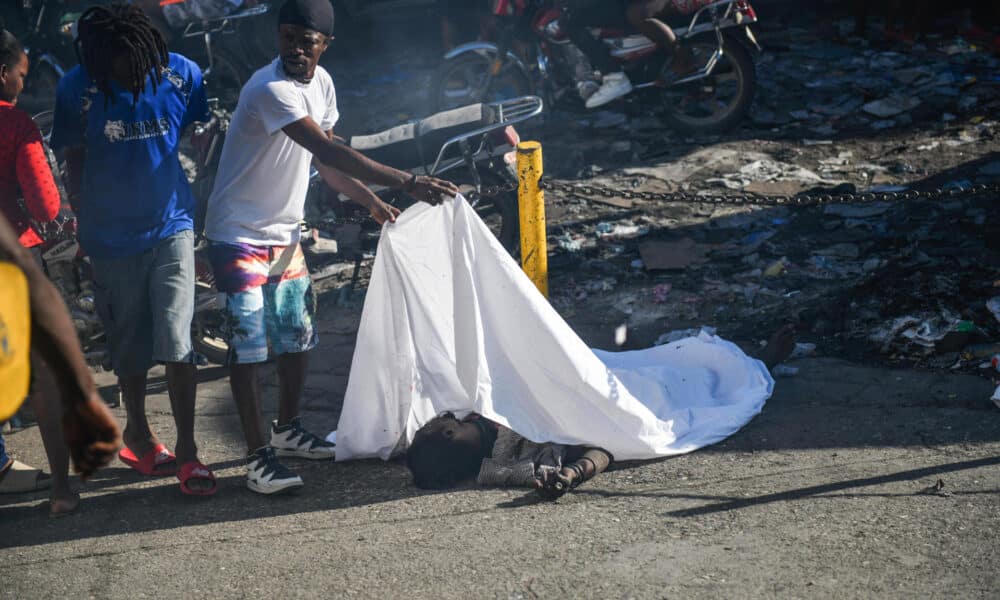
left=536, top=179, right=1000, bottom=206
left=467, top=180, right=520, bottom=201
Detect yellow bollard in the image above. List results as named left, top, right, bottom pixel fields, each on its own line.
left=517, top=141, right=548, bottom=297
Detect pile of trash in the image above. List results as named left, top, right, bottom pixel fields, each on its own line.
left=543, top=181, right=1000, bottom=378
left=750, top=24, right=1000, bottom=137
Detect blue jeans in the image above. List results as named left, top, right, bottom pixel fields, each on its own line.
left=0, top=431, right=8, bottom=468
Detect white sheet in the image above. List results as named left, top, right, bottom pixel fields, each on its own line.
left=333, top=196, right=774, bottom=462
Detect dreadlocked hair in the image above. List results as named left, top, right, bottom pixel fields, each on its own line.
left=75, top=3, right=168, bottom=107
left=0, top=18, right=25, bottom=70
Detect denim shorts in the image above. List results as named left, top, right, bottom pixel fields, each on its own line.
left=91, top=230, right=196, bottom=376
left=207, top=241, right=317, bottom=365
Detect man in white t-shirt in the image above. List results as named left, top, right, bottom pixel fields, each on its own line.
left=204, top=0, right=458, bottom=495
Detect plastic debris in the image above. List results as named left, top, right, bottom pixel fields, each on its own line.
left=789, top=343, right=817, bottom=360
left=763, top=258, right=789, bottom=278
left=988, top=297, right=1000, bottom=324
left=652, top=283, right=671, bottom=304
left=614, top=324, right=628, bottom=346
left=861, top=95, right=921, bottom=118
left=772, top=365, right=799, bottom=377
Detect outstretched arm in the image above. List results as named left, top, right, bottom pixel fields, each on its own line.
left=0, top=214, right=119, bottom=479
left=314, top=130, right=401, bottom=225
left=283, top=116, right=459, bottom=204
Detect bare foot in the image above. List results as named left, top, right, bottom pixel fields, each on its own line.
left=757, top=324, right=797, bottom=369
left=48, top=491, right=80, bottom=517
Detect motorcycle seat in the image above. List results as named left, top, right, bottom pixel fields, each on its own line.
left=349, top=103, right=499, bottom=171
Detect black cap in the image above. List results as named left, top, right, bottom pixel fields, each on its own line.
left=278, top=0, right=335, bottom=37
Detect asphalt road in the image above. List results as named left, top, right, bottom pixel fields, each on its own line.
left=2, top=301, right=998, bottom=598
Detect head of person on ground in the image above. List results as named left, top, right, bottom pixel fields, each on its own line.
left=406, top=412, right=611, bottom=500
left=406, top=412, right=493, bottom=489
left=0, top=24, right=28, bottom=106
left=200, top=0, right=458, bottom=495
left=50, top=3, right=216, bottom=496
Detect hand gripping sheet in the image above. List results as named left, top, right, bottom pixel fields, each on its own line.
left=333, top=196, right=774, bottom=461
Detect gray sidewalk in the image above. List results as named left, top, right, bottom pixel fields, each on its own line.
left=2, top=302, right=998, bottom=599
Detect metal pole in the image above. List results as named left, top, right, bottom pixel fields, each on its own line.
left=516, top=141, right=548, bottom=297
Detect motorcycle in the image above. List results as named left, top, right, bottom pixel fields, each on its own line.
left=433, top=0, right=760, bottom=134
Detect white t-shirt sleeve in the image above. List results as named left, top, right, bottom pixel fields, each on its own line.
left=251, top=80, right=310, bottom=135
left=320, top=76, right=339, bottom=131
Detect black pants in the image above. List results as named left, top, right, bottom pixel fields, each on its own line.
left=561, top=0, right=627, bottom=73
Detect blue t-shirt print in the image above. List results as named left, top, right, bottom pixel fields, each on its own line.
left=50, top=53, right=209, bottom=259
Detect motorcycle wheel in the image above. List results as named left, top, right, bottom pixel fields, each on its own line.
left=200, top=47, right=250, bottom=111
left=659, top=34, right=756, bottom=135
left=191, top=308, right=230, bottom=366
left=432, top=53, right=532, bottom=113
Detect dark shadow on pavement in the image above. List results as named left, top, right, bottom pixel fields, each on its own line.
left=0, top=458, right=454, bottom=550
left=639, top=455, right=1000, bottom=518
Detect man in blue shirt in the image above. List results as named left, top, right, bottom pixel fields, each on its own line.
left=50, top=3, right=216, bottom=495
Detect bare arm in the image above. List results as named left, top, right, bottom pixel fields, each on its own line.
left=283, top=116, right=459, bottom=203
left=0, top=214, right=119, bottom=478
left=315, top=129, right=401, bottom=224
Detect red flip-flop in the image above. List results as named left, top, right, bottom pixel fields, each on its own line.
left=119, top=444, right=177, bottom=477
left=176, top=461, right=217, bottom=496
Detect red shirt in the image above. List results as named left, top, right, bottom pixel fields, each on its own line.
left=0, top=100, right=61, bottom=248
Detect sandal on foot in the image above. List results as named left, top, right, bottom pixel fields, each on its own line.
left=0, top=460, right=51, bottom=494
left=176, top=461, right=217, bottom=496
left=119, top=444, right=177, bottom=477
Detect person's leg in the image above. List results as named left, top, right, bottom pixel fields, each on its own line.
left=150, top=231, right=199, bottom=466
left=229, top=362, right=268, bottom=452
left=562, top=0, right=622, bottom=75
left=755, top=324, right=797, bottom=370
left=150, top=230, right=215, bottom=493
left=0, top=431, right=8, bottom=473
left=208, top=241, right=272, bottom=452
left=266, top=245, right=333, bottom=459
left=626, top=0, right=677, bottom=52
left=277, top=351, right=308, bottom=427
left=565, top=0, right=636, bottom=108
left=210, top=241, right=305, bottom=494
left=91, top=252, right=164, bottom=466
left=28, top=353, right=79, bottom=515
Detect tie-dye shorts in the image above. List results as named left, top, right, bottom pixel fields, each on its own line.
left=207, top=241, right=317, bottom=365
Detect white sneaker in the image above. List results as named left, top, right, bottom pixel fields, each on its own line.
left=270, top=417, right=337, bottom=460
left=246, top=446, right=303, bottom=495
left=584, top=72, right=633, bottom=109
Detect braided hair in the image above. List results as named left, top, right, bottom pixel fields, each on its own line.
left=75, top=3, right=168, bottom=106
left=0, top=18, right=25, bottom=70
